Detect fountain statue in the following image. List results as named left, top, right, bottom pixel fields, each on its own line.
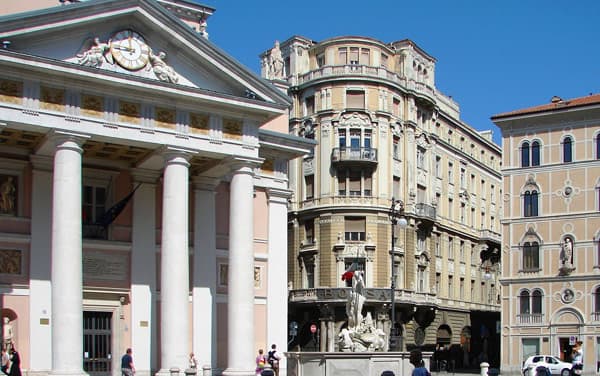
left=338, top=271, right=386, bottom=352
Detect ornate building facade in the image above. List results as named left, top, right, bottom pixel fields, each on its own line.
left=0, top=1, right=313, bottom=376
left=261, top=36, right=502, bottom=368
left=493, top=94, right=600, bottom=375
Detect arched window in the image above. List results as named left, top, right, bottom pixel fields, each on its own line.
left=563, top=136, right=573, bottom=163
left=521, top=141, right=530, bottom=167
left=523, top=241, right=540, bottom=270
left=520, top=290, right=530, bottom=314
left=524, top=190, right=539, bottom=217
left=532, top=290, right=543, bottom=314
left=531, top=141, right=540, bottom=166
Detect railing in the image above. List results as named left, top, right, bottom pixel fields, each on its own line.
left=517, top=313, right=543, bottom=324
left=479, top=229, right=501, bottom=243
left=331, top=147, right=377, bottom=164
left=592, top=312, right=600, bottom=321
left=296, top=65, right=437, bottom=100
left=414, top=203, right=436, bottom=221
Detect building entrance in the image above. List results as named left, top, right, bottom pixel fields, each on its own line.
left=558, top=337, right=574, bottom=363
left=83, top=311, right=113, bottom=376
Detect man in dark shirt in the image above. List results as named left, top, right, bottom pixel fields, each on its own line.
left=121, top=348, right=135, bottom=376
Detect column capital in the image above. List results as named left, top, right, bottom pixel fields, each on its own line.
left=266, top=187, right=292, bottom=204
left=227, top=156, right=262, bottom=175
left=30, top=155, right=53, bottom=171
left=130, top=168, right=161, bottom=184
left=192, top=176, right=221, bottom=191
left=161, top=146, right=195, bottom=167
left=49, top=130, right=90, bottom=151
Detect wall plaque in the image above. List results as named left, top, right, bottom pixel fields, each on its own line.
left=83, top=251, right=128, bottom=281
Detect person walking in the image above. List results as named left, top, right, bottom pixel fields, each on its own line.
left=1, top=347, right=9, bottom=375
left=255, top=349, right=266, bottom=376
left=267, top=344, right=281, bottom=376
left=121, top=348, right=135, bottom=376
left=409, top=349, right=430, bottom=376
left=571, top=341, right=583, bottom=375
left=7, top=346, right=20, bottom=376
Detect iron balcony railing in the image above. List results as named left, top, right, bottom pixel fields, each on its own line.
left=414, top=203, right=436, bottom=221
left=331, top=147, right=377, bottom=164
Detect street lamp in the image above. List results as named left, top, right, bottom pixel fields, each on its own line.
left=389, top=197, right=408, bottom=350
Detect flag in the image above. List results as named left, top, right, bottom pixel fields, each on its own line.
left=96, top=183, right=141, bottom=228
left=341, top=262, right=358, bottom=281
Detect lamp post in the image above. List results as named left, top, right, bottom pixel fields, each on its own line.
left=389, top=197, right=407, bottom=351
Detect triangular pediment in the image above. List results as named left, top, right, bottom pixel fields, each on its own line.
left=0, top=0, right=289, bottom=106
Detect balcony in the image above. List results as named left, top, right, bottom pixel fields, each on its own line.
left=331, top=147, right=378, bottom=166
left=517, top=313, right=543, bottom=325
left=479, top=229, right=501, bottom=243
left=414, top=203, right=436, bottom=223
left=295, top=65, right=436, bottom=102
left=289, top=287, right=437, bottom=306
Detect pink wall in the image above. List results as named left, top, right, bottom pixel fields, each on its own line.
left=1, top=295, right=29, bottom=369
left=0, top=0, right=61, bottom=16
left=260, top=114, right=289, bottom=133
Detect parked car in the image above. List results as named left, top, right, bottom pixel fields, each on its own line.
left=522, top=355, right=572, bottom=376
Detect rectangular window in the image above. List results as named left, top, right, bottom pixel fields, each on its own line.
left=435, top=273, right=441, bottom=294
left=350, top=129, right=361, bottom=149
left=460, top=241, right=465, bottom=262
left=82, top=184, right=108, bottom=239
left=460, top=278, right=465, bottom=299
left=460, top=203, right=465, bottom=224
left=417, top=266, right=426, bottom=292
left=393, top=136, right=400, bottom=159
left=305, top=261, right=315, bottom=288
left=349, top=170, right=361, bottom=196
left=393, top=98, right=400, bottom=116
left=470, top=280, right=475, bottom=300
left=305, top=174, right=314, bottom=200
left=304, top=220, right=314, bottom=244
left=347, top=90, right=365, bottom=108
left=364, top=173, right=372, bottom=196
left=448, top=236, right=454, bottom=260
left=448, top=275, right=453, bottom=298
left=470, top=174, right=476, bottom=193
left=360, top=48, right=370, bottom=65
left=481, top=180, right=486, bottom=197
left=448, top=198, right=453, bottom=220
left=381, top=53, right=388, bottom=68
left=435, top=156, right=441, bottom=178
left=338, top=47, right=347, bottom=64
left=471, top=208, right=475, bottom=227
left=490, top=184, right=495, bottom=202
left=522, top=338, right=540, bottom=365
left=344, top=258, right=365, bottom=287
left=460, top=168, right=466, bottom=189
left=448, top=162, right=454, bottom=182
left=345, top=216, right=365, bottom=241
left=417, top=147, right=426, bottom=170
left=305, top=96, right=315, bottom=116
left=481, top=282, right=485, bottom=302
left=349, top=47, right=359, bottom=65
left=435, top=234, right=441, bottom=257
left=417, top=185, right=426, bottom=204
left=339, top=129, right=347, bottom=148
left=364, top=130, right=372, bottom=149
left=316, top=54, right=325, bottom=68
left=393, top=176, right=400, bottom=199
left=338, top=170, right=347, bottom=196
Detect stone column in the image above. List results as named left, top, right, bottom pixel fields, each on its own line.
left=192, top=177, right=220, bottom=369
left=266, top=188, right=291, bottom=375
left=158, top=151, right=191, bottom=375
left=29, top=156, right=53, bottom=376
left=223, top=161, right=255, bottom=376
left=50, top=133, right=88, bottom=376
left=131, top=169, right=160, bottom=376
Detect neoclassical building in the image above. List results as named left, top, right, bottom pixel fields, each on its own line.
left=493, top=94, right=600, bottom=375
left=260, top=36, right=502, bottom=368
left=0, top=1, right=313, bottom=376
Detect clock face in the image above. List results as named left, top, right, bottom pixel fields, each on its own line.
left=110, top=30, right=150, bottom=71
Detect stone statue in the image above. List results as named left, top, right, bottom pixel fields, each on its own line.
left=561, top=238, right=573, bottom=266
left=3, top=317, right=12, bottom=351
left=198, top=16, right=209, bottom=39
left=268, top=41, right=284, bottom=80
left=339, top=271, right=386, bottom=352
left=77, top=37, right=112, bottom=67
left=0, top=177, right=15, bottom=214
left=148, top=51, right=179, bottom=83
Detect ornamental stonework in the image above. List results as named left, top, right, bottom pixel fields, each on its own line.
left=81, top=94, right=104, bottom=118
left=0, top=250, right=21, bottom=275
left=0, top=79, right=22, bottom=104
left=40, top=86, right=65, bottom=112
left=118, top=101, right=141, bottom=124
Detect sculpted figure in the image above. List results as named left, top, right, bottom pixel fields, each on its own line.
left=3, top=317, right=12, bottom=350
left=269, top=41, right=284, bottom=79
left=77, top=37, right=111, bottom=67
left=149, top=51, right=179, bottom=83
left=561, top=238, right=573, bottom=266
left=346, top=271, right=366, bottom=329
left=0, top=177, right=15, bottom=214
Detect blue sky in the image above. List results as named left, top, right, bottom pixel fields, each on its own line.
left=208, top=1, right=600, bottom=146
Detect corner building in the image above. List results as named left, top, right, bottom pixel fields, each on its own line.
left=261, top=36, right=502, bottom=367
left=0, top=1, right=314, bottom=376
left=493, top=95, right=600, bottom=375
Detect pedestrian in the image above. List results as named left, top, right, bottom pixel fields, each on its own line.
left=7, top=345, right=19, bottom=376
left=255, top=349, right=266, bottom=376
left=409, top=349, right=430, bottom=376
left=267, top=344, right=281, bottom=376
left=571, top=341, right=583, bottom=375
left=1, top=347, right=9, bottom=375
left=121, top=348, right=135, bottom=376
left=188, top=352, right=198, bottom=369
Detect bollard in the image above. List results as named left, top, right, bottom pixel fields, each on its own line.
left=170, top=367, right=180, bottom=376
left=201, top=365, right=211, bottom=376
left=480, top=362, right=489, bottom=376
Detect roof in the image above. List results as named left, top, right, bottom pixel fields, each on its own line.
left=491, top=93, right=600, bottom=120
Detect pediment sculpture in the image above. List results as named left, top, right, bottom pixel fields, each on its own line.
left=72, top=31, right=179, bottom=84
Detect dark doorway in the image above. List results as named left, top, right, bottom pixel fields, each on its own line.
left=83, top=311, right=112, bottom=376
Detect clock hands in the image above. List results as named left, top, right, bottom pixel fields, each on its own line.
left=112, top=44, right=136, bottom=53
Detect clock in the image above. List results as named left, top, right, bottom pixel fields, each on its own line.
left=110, top=30, right=150, bottom=71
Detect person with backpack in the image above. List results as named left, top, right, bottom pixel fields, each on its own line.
left=409, top=349, right=431, bottom=376
left=267, top=344, right=281, bottom=376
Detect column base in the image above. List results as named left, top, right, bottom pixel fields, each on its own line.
left=49, top=370, right=88, bottom=376
left=155, top=368, right=181, bottom=376
left=221, top=368, right=255, bottom=376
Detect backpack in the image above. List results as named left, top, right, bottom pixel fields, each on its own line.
left=267, top=350, right=278, bottom=366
